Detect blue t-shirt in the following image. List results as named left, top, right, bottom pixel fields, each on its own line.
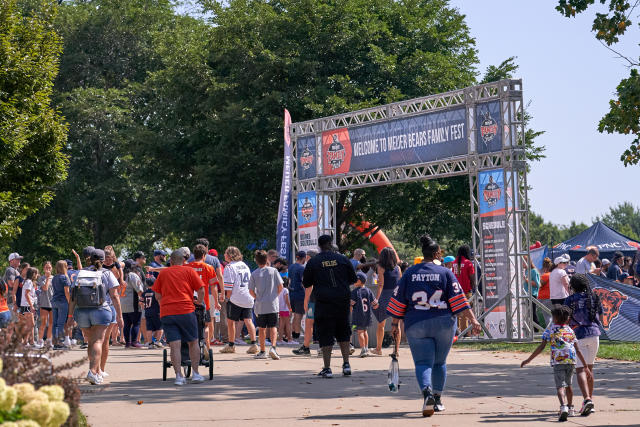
left=386, top=262, right=469, bottom=330
left=187, top=254, right=221, bottom=269
left=350, top=286, right=377, bottom=327
left=607, top=263, right=623, bottom=281
left=382, top=266, right=401, bottom=291
left=563, top=293, right=602, bottom=339
left=350, top=259, right=360, bottom=270
left=288, top=263, right=305, bottom=301
left=51, top=274, right=70, bottom=304
left=142, top=287, right=160, bottom=317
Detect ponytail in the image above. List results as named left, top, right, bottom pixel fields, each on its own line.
left=420, top=234, right=440, bottom=260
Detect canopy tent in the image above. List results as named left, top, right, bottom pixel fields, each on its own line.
left=551, top=221, right=640, bottom=261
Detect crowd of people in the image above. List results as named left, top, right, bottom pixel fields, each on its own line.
left=0, top=237, right=632, bottom=420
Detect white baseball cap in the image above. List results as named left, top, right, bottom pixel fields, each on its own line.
left=8, top=253, right=23, bottom=262
left=554, top=254, right=570, bottom=265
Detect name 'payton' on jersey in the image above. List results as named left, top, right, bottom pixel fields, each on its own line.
left=410, top=273, right=441, bottom=282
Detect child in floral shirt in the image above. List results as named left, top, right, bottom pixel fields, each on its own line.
left=521, top=305, right=591, bottom=422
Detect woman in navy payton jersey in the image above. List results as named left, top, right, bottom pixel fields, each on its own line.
left=387, top=235, right=481, bottom=417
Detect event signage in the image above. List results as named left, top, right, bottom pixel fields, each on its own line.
left=476, top=101, right=503, bottom=154
left=297, top=135, right=317, bottom=180
left=587, top=274, right=640, bottom=342
left=276, top=109, right=293, bottom=262
left=297, top=191, right=318, bottom=253
left=320, top=107, right=469, bottom=175
left=478, top=168, right=509, bottom=338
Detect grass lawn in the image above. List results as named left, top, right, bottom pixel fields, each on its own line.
left=454, top=340, right=640, bottom=362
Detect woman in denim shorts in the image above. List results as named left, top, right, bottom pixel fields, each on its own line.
left=67, top=249, right=123, bottom=385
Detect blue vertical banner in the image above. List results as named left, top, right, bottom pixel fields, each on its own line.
left=276, top=109, right=293, bottom=262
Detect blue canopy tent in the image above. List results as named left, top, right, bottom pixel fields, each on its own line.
left=550, top=221, right=640, bottom=261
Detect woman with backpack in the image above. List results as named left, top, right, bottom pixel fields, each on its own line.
left=66, top=248, right=124, bottom=385
left=121, top=259, right=144, bottom=348
left=563, top=273, right=603, bottom=416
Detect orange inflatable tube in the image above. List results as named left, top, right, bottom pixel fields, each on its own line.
left=350, top=221, right=399, bottom=261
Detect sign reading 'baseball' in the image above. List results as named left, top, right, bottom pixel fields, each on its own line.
left=320, top=107, right=470, bottom=175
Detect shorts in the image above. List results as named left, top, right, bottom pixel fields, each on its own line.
left=553, top=364, right=575, bottom=388
left=161, top=312, right=198, bottom=343
left=314, top=304, right=351, bottom=347
left=0, top=311, right=11, bottom=328
left=306, top=302, right=315, bottom=320
left=576, top=335, right=599, bottom=368
left=109, top=304, right=117, bottom=324
left=208, top=295, right=216, bottom=316
left=227, top=301, right=253, bottom=321
left=551, top=298, right=565, bottom=305
left=256, top=313, right=278, bottom=328
left=373, top=289, right=394, bottom=323
left=145, top=314, right=162, bottom=332
left=279, top=311, right=290, bottom=318
left=19, top=306, right=32, bottom=314
left=291, top=299, right=305, bottom=315
left=354, top=324, right=370, bottom=331
left=40, top=307, right=52, bottom=312
left=74, top=306, right=112, bottom=328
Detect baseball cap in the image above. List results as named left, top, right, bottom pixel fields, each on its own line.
left=82, top=246, right=95, bottom=259
left=65, top=259, right=73, bottom=269
left=619, top=272, right=630, bottom=281
left=8, top=253, right=23, bottom=262
left=91, top=249, right=106, bottom=262
left=133, top=251, right=146, bottom=260
left=443, top=255, right=455, bottom=264
left=296, top=250, right=307, bottom=259
left=601, top=258, right=611, bottom=266
left=554, top=254, right=570, bottom=265
left=356, top=272, right=367, bottom=283
left=208, top=249, right=218, bottom=256
left=612, top=251, right=624, bottom=260
left=153, top=249, right=166, bottom=257
left=179, top=247, right=191, bottom=259
left=124, top=259, right=136, bottom=270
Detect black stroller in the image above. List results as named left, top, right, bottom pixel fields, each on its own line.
left=162, top=303, right=214, bottom=380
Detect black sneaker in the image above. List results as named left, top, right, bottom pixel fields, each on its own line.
left=434, top=394, right=445, bottom=412
left=80, top=343, right=88, bottom=349
left=580, top=399, right=594, bottom=416
left=342, top=363, right=351, bottom=376
left=292, top=345, right=310, bottom=355
left=422, top=387, right=435, bottom=417
left=317, top=367, right=333, bottom=378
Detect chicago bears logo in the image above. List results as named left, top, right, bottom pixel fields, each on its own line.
left=300, top=198, right=314, bottom=221
left=483, top=176, right=501, bottom=207
left=480, top=111, right=498, bottom=143
left=592, top=287, right=628, bottom=329
left=300, top=146, right=313, bottom=170
left=326, top=134, right=346, bottom=170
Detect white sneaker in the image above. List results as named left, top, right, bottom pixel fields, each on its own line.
left=289, top=340, right=299, bottom=345
left=64, top=337, right=72, bottom=347
left=32, top=341, right=43, bottom=349
left=254, top=351, right=267, bottom=359
left=86, top=370, right=103, bottom=385
left=360, top=347, right=368, bottom=358
left=269, top=347, right=280, bottom=360
left=174, top=375, right=187, bottom=386
left=191, top=372, right=205, bottom=383
left=71, top=339, right=77, bottom=345
left=99, top=370, right=109, bottom=378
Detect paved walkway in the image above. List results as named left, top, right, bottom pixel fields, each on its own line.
left=59, top=344, right=640, bottom=426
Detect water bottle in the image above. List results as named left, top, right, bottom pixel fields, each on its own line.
left=387, top=354, right=400, bottom=392
left=214, top=309, right=221, bottom=322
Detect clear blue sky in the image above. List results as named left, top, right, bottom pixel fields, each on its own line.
left=450, top=0, right=640, bottom=226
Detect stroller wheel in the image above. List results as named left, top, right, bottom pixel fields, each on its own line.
left=162, top=349, right=168, bottom=381
left=208, top=349, right=214, bottom=380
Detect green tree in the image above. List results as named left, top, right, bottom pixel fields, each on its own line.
left=556, top=0, right=640, bottom=166
left=596, top=201, right=640, bottom=240
left=0, top=0, right=68, bottom=241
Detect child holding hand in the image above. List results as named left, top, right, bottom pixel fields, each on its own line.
left=521, top=305, right=592, bottom=422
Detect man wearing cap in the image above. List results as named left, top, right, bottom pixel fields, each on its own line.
left=576, top=247, right=600, bottom=275
left=600, top=259, right=610, bottom=277
left=3, top=253, right=23, bottom=312
left=152, top=249, right=206, bottom=385
left=443, top=255, right=455, bottom=271
left=288, top=251, right=307, bottom=345
left=607, top=252, right=625, bottom=281
left=149, top=250, right=167, bottom=278
left=550, top=254, right=571, bottom=304
left=302, top=235, right=357, bottom=378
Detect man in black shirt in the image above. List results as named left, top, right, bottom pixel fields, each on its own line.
left=303, top=235, right=357, bottom=378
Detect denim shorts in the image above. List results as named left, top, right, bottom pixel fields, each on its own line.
left=161, top=312, right=198, bottom=343
left=109, top=304, right=117, bottom=324
left=74, top=306, right=112, bottom=328
left=0, top=311, right=11, bottom=328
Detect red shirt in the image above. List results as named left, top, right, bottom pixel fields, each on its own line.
left=538, top=272, right=550, bottom=300
left=452, top=256, right=475, bottom=293
left=185, top=261, right=215, bottom=310
left=152, top=266, right=203, bottom=317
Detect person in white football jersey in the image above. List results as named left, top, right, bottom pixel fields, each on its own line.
left=219, top=246, right=258, bottom=354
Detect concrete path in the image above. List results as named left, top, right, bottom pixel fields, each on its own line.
left=59, top=344, right=640, bottom=426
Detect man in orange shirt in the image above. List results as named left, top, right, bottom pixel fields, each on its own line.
left=152, top=250, right=205, bottom=385
left=185, top=244, right=221, bottom=356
